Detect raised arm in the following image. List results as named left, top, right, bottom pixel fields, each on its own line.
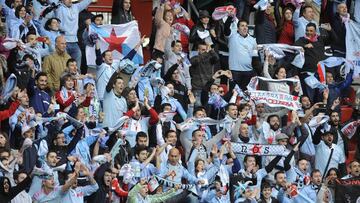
left=105, top=71, right=119, bottom=93
left=274, top=0, right=282, bottom=27
left=264, top=155, right=282, bottom=173
left=8, top=176, right=32, bottom=200
left=75, top=0, right=92, bottom=13
left=95, top=42, right=103, bottom=66
left=293, top=7, right=301, bottom=28
left=154, top=4, right=165, bottom=26
left=224, top=16, right=233, bottom=37
left=61, top=170, right=78, bottom=193
left=205, top=129, right=225, bottom=149
left=263, top=53, right=272, bottom=79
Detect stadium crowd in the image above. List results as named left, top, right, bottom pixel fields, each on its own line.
left=0, top=0, right=359, bottom=202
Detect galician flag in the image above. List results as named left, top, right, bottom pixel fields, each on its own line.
left=86, top=21, right=143, bottom=66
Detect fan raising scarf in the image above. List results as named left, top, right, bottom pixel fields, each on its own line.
left=257, top=44, right=305, bottom=68
left=212, top=5, right=237, bottom=20
left=231, top=142, right=288, bottom=156
left=177, top=117, right=224, bottom=131
left=153, top=175, right=195, bottom=190
left=303, top=56, right=354, bottom=91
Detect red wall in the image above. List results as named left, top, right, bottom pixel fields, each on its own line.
left=131, top=0, right=153, bottom=62
left=88, top=0, right=113, bottom=12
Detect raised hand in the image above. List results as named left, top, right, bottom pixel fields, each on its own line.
left=293, top=142, right=301, bottom=152
left=323, top=88, right=329, bottom=101
left=211, top=144, right=218, bottom=156
left=16, top=89, right=26, bottom=101
left=188, top=91, right=196, bottom=105
left=144, top=96, right=151, bottom=110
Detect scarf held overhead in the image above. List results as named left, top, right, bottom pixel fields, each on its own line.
left=257, top=44, right=305, bottom=68
left=247, top=76, right=300, bottom=91
left=231, top=142, right=288, bottom=156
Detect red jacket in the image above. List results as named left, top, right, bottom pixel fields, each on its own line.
left=124, top=108, right=159, bottom=125
left=0, top=100, right=20, bottom=121
left=278, top=20, right=294, bottom=45
left=55, top=90, right=91, bottom=111
left=111, top=178, right=128, bottom=197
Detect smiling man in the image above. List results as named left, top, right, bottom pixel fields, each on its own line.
left=313, top=130, right=346, bottom=177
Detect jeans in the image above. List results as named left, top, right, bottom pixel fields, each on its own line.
left=66, top=42, right=82, bottom=71
left=231, top=70, right=256, bottom=90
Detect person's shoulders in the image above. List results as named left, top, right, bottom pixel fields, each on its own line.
left=247, top=35, right=257, bottom=43
left=64, top=53, right=72, bottom=59
left=334, top=144, right=345, bottom=154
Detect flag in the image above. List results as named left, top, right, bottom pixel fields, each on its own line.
left=85, top=21, right=143, bottom=66
left=335, top=177, right=360, bottom=203
left=345, top=20, right=360, bottom=79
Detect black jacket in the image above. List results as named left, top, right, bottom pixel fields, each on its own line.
left=330, top=13, right=346, bottom=54
left=163, top=64, right=189, bottom=114
left=0, top=176, right=32, bottom=203
left=294, top=36, right=328, bottom=73
left=190, top=50, right=219, bottom=90
left=214, top=19, right=229, bottom=53
left=88, top=163, right=111, bottom=203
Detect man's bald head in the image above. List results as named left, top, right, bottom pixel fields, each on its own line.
left=168, top=148, right=180, bottom=165
left=55, top=36, right=66, bottom=53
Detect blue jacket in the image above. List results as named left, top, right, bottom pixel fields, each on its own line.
left=28, top=78, right=52, bottom=117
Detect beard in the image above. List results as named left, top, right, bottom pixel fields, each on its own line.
left=270, top=124, right=280, bottom=131
left=330, top=119, right=339, bottom=126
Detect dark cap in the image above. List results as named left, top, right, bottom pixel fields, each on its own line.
left=199, top=10, right=210, bottom=19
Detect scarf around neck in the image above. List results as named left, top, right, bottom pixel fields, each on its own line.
left=305, top=34, right=319, bottom=43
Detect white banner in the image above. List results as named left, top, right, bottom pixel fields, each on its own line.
left=248, top=90, right=301, bottom=111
